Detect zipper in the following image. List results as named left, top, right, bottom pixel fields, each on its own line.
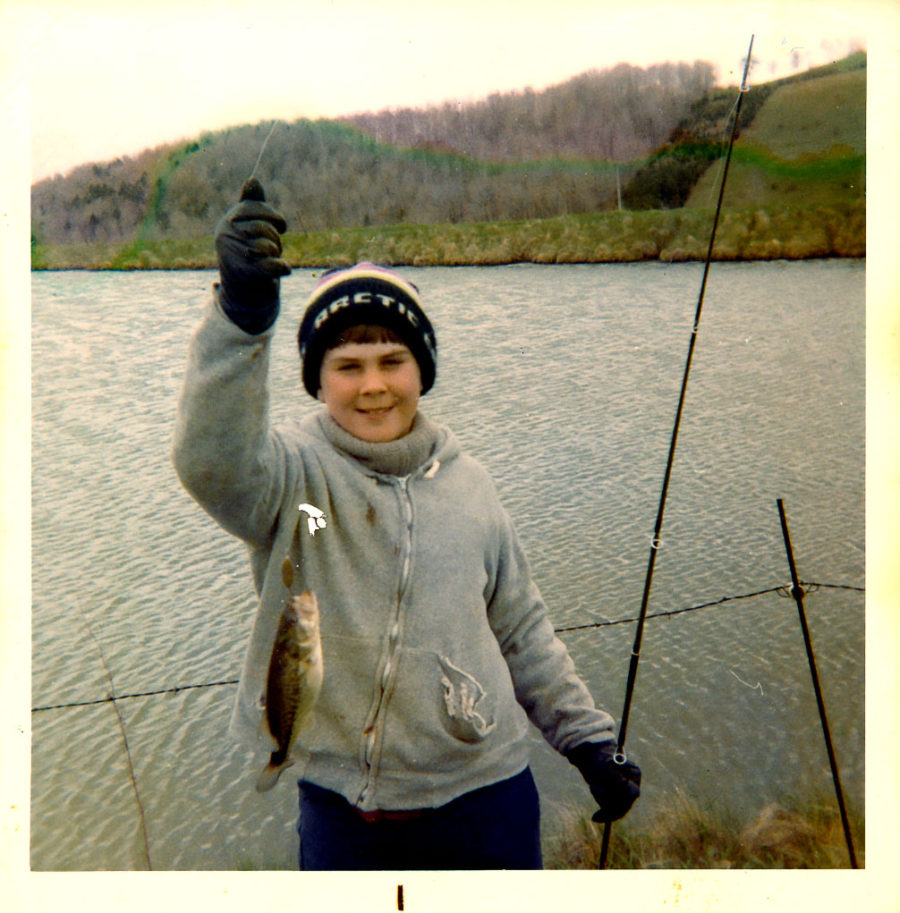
left=357, top=475, right=414, bottom=807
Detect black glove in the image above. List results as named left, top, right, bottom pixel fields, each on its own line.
left=567, top=741, right=641, bottom=823
left=214, top=177, right=291, bottom=334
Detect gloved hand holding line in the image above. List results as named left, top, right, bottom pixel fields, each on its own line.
left=214, top=177, right=292, bottom=334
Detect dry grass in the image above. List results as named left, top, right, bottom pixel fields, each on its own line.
left=32, top=200, right=864, bottom=271
left=544, top=791, right=863, bottom=869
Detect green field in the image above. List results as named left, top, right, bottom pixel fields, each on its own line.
left=687, top=68, right=865, bottom=211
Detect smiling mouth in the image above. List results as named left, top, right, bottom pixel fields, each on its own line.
left=357, top=405, right=394, bottom=416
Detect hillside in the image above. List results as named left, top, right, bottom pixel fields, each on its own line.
left=31, top=52, right=865, bottom=268
left=31, top=61, right=714, bottom=249
left=685, top=66, right=865, bottom=210
left=342, top=61, right=716, bottom=162
left=622, top=51, right=866, bottom=211
left=31, top=121, right=634, bottom=245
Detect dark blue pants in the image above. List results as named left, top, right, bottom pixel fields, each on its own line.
left=297, top=767, right=543, bottom=870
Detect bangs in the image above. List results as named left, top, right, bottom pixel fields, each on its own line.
left=325, top=324, right=405, bottom=349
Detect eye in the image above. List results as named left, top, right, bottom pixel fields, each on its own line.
left=381, top=352, right=410, bottom=368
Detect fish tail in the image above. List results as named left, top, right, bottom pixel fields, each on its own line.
left=255, top=755, right=295, bottom=793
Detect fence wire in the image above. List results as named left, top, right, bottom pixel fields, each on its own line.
left=31, top=579, right=863, bottom=714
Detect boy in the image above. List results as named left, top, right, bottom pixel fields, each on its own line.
left=172, top=180, right=640, bottom=870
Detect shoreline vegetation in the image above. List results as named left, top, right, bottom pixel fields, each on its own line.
left=31, top=200, right=865, bottom=271
left=543, top=792, right=864, bottom=869
left=232, top=793, right=864, bottom=869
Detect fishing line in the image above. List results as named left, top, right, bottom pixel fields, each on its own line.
left=598, top=36, right=755, bottom=869
left=78, top=610, right=153, bottom=870
left=249, top=120, right=279, bottom=180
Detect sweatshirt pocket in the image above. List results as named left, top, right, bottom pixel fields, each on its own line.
left=438, top=655, right=496, bottom=742
left=378, top=647, right=527, bottom=776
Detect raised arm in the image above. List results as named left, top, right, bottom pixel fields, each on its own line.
left=171, top=180, right=293, bottom=546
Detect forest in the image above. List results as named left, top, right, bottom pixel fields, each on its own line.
left=30, top=52, right=866, bottom=267
left=32, top=61, right=717, bottom=245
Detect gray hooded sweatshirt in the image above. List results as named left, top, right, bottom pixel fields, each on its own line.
left=172, top=295, right=615, bottom=812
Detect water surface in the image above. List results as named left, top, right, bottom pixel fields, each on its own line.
left=31, top=261, right=864, bottom=869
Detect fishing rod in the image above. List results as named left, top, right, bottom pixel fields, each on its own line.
left=775, top=498, right=858, bottom=868
left=598, top=35, right=755, bottom=869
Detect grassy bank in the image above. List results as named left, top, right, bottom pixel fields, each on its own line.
left=228, top=792, right=863, bottom=869
left=31, top=201, right=864, bottom=271
left=544, top=792, right=864, bottom=869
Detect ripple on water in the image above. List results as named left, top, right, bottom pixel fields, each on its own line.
left=30, top=263, right=864, bottom=868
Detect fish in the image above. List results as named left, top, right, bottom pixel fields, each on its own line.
left=256, top=582, right=323, bottom=793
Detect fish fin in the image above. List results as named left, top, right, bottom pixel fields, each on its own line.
left=255, top=756, right=295, bottom=793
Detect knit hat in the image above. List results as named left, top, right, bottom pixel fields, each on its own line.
left=298, top=262, right=437, bottom=398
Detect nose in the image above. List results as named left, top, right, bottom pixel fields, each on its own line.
left=359, top=366, right=389, bottom=395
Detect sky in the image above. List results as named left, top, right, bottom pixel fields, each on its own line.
left=2, top=0, right=875, bottom=183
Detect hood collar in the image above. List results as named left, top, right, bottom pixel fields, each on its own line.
left=308, top=409, right=456, bottom=478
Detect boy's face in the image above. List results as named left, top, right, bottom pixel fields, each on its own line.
left=318, top=340, right=422, bottom=443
